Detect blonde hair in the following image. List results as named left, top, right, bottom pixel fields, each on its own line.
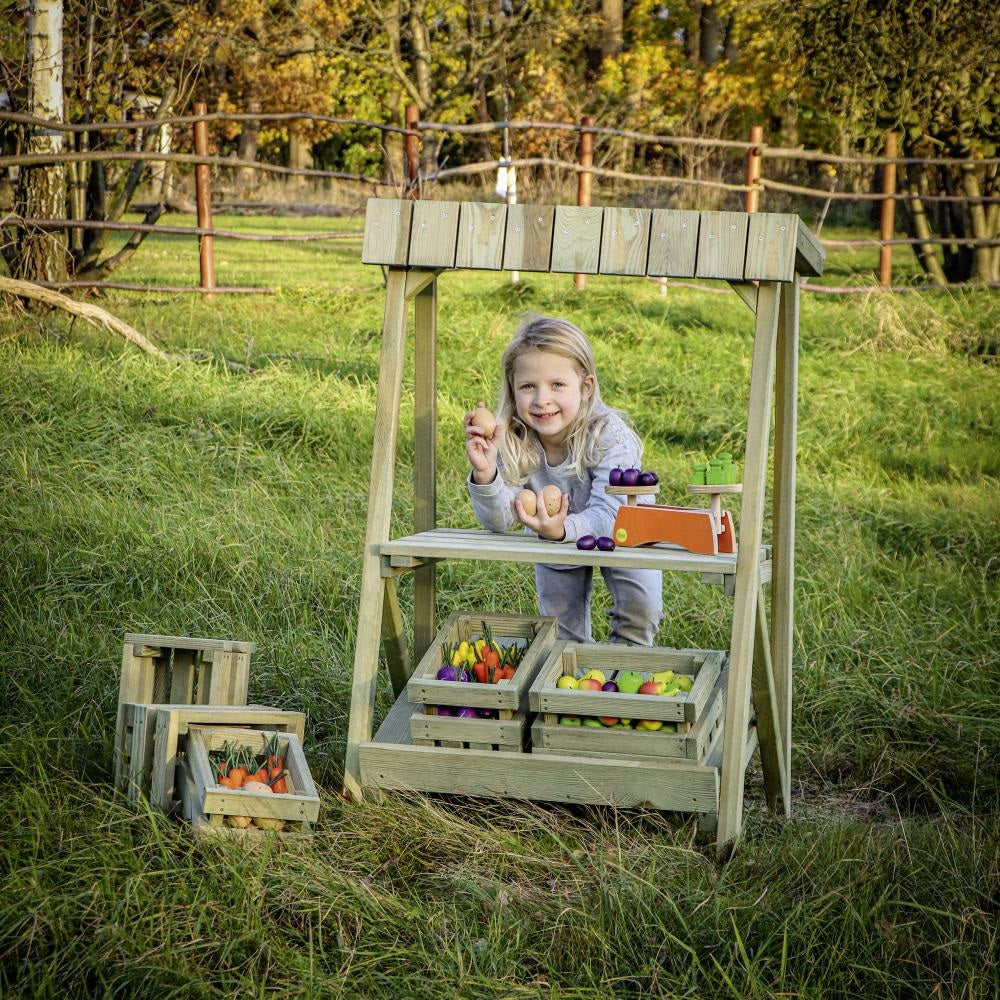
left=495, top=315, right=631, bottom=483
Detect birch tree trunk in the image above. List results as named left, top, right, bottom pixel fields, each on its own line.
left=15, top=0, right=68, bottom=283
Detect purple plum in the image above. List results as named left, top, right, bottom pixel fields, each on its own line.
left=596, top=536, right=616, bottom=551
left=576, top=534, right=598, bottom=550
left=638, top=471, right=659, bottom=486
left=602, top=681, right=619, bottom=692
left=622, top=468, right=641, bottom=486
left=609, top=467, right=624, bottom=486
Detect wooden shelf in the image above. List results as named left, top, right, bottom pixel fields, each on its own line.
left=380, top=527, right=771, bottom=582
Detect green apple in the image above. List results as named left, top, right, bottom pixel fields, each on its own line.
left=616, top=671, right=643, bottom=694
left=556, top=674, right=579, bottom=689
left=675, top=675, right=694, bottom=692
left=582, top=717, right=604, bottom=728
left=661, top=722, right=678, bottom=733
left=559, top=714, right=582, bottom=725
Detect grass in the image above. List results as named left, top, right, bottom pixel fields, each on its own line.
left=1, top=212, right=998, bottom=998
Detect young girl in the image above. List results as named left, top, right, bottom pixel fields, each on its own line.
left=464, top=315, right=662, bottom=646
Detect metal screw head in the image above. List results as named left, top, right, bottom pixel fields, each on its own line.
left=780, top=225, right=787, bottom=232
left=612, top=230, right=618, bottom=236
left=731, top=223, right=737, bottom=230
left=634, top=220, right=640, bottom=226
left=682, top=222, right=688, bottom=229
left=537, top=216, right=543, bottom=223
left=515, top=226, right=521, bottom=233
left=708, top=233, right=715, bottom=239
left=489, top=214, right=495, bottom=221
left=758, top=235, right=764, bottom=241
left=442, top=212, right=448, bottom=219
left=394, top=210, right=400, bottom=217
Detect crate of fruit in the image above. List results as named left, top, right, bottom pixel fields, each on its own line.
left=179, top=725, right=320, bottom=837
left=530, top=671, right=726, bottom=763
left=409, top=703, right=529, bottom=751
left=406, top=612, right=558, bottom=717
left=528, top=643, right=723, bottom=728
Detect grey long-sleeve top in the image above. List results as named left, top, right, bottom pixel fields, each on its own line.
left=467, top=408, right=652, bottom=544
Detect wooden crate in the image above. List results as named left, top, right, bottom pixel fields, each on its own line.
left=528, top=643, right=723, bottom=726
left=406, top=612, right=558, bottom=717
left=531, top=674, right=725, bottom=763
left=179, top=725, right=320, bottom=835
left=409, top=702, right=529, bottom=751
left=113, top=703, right=306, bottom=810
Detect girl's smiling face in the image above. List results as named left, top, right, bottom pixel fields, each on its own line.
left=512, top=348, right=594, bottom=462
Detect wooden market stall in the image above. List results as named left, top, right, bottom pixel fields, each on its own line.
left=343, top=198, right=824, bottom=849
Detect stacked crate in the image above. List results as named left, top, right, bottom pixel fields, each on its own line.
left=113, top=633, right=319, bottom=836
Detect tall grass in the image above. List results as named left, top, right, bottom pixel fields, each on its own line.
left=1, top=216, right=997, bottom=997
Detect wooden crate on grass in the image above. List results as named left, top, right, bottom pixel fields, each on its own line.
left=179, top=725, right=320, bottom=837
left=531, top=674, right=726, bottom=763
left=409, top=702, right=530, bottom=751
left=406, top=612, right=558, bottom=718
left=528, top=643, right=723, bottom=727
left=113, top=703, right=306, bottom=810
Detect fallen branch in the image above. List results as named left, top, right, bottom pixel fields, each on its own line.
left=0, top=275, right=170, bottom=359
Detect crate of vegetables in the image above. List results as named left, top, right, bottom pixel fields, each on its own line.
left=528, top=642, right=724, bottom=732
left=406, top=612, right=558, bottom=719
left=179, top=725, right=320, bottom=836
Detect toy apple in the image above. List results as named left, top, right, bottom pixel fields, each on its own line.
left=556, top=674, right=579, bottom=689
left=559, top=714, right=582, bottom=726
left=676, top=675, right=694, bottom=692
left=616, top=671, right=643, bottom=694
left=582, top=717, right=603, bottom=728
left=635, top=719, right=664, bottom=732
left=577, top=677, right=603, bottom=692
left=599, top=716, right=619, bottom=726
left=638, top=680, right=664, bottom=696
left=580, top=668, right=606, bottom=684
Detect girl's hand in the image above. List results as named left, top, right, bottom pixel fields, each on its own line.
left=465, top=409, right=500, bottom=484
left=514, top=490, right=570, bottom=541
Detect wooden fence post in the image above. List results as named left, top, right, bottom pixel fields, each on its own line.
left=879, top=131, right=898, bottom=290
left=745, top=125, right=764, bottom=213
left=575, top=115, right=595, bottom=291
left=192, top=101, right=215, bottom=298
left=405, top=104, right=420, bottom=198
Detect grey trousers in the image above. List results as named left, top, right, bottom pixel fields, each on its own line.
left=534, top=563, right=663, bottom=646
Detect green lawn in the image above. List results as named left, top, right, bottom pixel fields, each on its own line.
left=1, top=213, right=998, bottom=998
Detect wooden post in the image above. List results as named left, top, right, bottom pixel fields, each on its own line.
left=745, top=125, right=764, bottom=213
left=405, top=104, right=420, bottom=198
left=192, top=101, right=215, bottom=297
left=879, top=132, right=898, bottom=289
left=575, top=116, right=595, bottom=290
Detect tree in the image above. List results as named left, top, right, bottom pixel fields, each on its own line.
left=781, top=0, right=999, bottom=284
left=13, top=0, right=67, bottom=283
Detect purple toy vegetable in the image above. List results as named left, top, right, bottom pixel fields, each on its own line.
left=638, top=471, right=659, bottom=486
left=576, top=534, right=598, bottom=550
left=602, top=680, right=619, bottom=693
left=456, top=706, right=479, bottom=719
left=596, top=536, right=616, bottom=551
left=434, top=705, right=455, bottom=716
left=622, top=468, right=641, bottom=486
left=609, top=467, right=624, bottom=486
left=436, top=665, right=459, bottom=681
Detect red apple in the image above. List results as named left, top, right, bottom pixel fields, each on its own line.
left=638, top=680, right=664, bottom=696
left=577, top=677, right=603, bottom=691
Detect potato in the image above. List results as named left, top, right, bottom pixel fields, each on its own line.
left=242, top=780, right=273, bottom=794
left=254, top=816, right=285, bottom=832
left=541, top=484, right=562, bottom=516
left=516, top=488, right=537, bottom=517
left=470, top=401, right=496, bottom=436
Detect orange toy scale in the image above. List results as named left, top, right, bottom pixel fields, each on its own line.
left=612, top=504, right=736, bottom=556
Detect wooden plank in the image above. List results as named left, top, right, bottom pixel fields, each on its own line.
left=380, top=527, right=772, bottom=578
left=550, top=205, right=603, bottom=273
left=647, top=210, right=700, bottom=277
left=170, top=648, right=196, bottom=703
left=744, top=213, right=798, bottom=282
left=411, top=707, right=528, bottom=747
left=381, top=577, right=410, bottom=698
left=412, top=278, right=437, bottom=668
left=794, top=219, right=825, bottom=277
left=727, top=281, right=758, bottom=313
left=361, top=198, right=413, bottom=266
left=502, top=204, right=555, bottom=272
left=455, top=202, right=507, bottom=270
left=717, top=281, right=780, bottom=851
left=600, top=207, right=651, bottom=276
left=772, top=277, right=799, bottom=814
left=344, top=268, right=409, bottom=801
left=750, top=586, right=787, bottom=813
left=360, top=744, right=719, bottom=813
left=408, top=200, right=460, bottom=268
left=695, top=211, right=750, bottom=280
left=123, top=633, right=256, bottom=654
